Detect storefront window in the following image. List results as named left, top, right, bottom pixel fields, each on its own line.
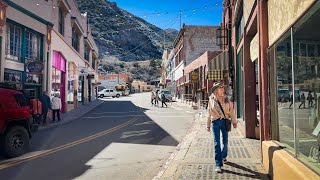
left=4, top=70, right=22, bottom=83
left=51, top=67, right=61, bottom=98
left=270, top=2, right=320, bottom=173
left=26, top=74, right=42, bottom=84
left=236, top=48, right=243, bottom=118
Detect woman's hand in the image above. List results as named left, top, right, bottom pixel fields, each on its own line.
left=207, top=127, right=211, bottom=132
left=233, top=123, right=237, bottom=128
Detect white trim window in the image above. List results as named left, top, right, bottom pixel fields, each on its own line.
left=5, top=23, right=22, bottom=61
left=25, top=31, right=41, bottom=61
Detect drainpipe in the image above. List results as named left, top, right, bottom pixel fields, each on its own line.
left=227, top=0, right=234, bottom=97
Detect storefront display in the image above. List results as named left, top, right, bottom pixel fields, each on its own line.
left=52, top=51, right=66, bottom=112
left=269, top=3, right=320, bottom=173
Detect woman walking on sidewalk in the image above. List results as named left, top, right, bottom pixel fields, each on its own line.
left=207, top=82, right=237, bottom=173
left=51, top=93, right=62, bottom=122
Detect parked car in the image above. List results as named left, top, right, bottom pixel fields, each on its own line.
left=0, top=88, right=38, bottom=157
left=98, top=86, right=106, bottom=92
left=158, top=89, right=173, bottom=102
left=98, top=89, right=121, bottom=98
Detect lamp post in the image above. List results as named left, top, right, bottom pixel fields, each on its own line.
left=0, top=1, right=8, bottom=34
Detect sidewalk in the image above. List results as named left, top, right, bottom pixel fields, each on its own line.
left=38, top=100, right=104, bottom=130
left=154, top=102, right=269, bottom=180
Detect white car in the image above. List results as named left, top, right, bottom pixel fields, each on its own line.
left=98, top=89, right=121, bottom=98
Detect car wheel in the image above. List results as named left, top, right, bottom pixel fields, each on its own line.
left=100, top=95, right=104, bottom=98
left=112, top=96, right=115, bottom=98
left=4, top=126, right=30, bottom=158
left=116, top=94, right=120, bottom=98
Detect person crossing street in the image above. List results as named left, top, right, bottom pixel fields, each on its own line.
left=161, top=92, right=168, bottom=108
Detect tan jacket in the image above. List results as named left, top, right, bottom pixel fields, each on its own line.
left=207, top=94, right=237, bottom=128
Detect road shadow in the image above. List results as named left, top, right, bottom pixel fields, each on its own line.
left=0, top=100, right=183, bottom=180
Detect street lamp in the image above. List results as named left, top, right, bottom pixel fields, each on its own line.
left=0, top=1, right=8, bottom=33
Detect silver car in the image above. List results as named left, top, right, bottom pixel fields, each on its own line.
left=159, top=90, right=173, bottom=102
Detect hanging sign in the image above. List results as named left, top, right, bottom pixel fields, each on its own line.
left=87, top=74, right=95, bottom=79
left=27, top=61, right=44, bottom=74
left=191, top=72, right=198, bottom=82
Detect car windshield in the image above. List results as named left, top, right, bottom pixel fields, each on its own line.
left=163, top=91, right=170, bottom=94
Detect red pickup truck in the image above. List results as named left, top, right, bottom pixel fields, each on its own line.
left=0, top=88, right=38, bottom=157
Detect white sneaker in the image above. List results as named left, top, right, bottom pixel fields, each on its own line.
left=215, top=166, right=222, bottom=173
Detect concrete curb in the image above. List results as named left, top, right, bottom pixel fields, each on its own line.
left=38, top=100, right=104, bottom=131
left=152, top=113, right=201, bottom=180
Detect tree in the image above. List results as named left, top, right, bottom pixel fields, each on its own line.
left=150, top=59, right=157, bottom=68
left=119, top=63, right=124, bottom=68
left=103, top=64, right=114, bottom=72
left=133, top=62, right=140, bottom=68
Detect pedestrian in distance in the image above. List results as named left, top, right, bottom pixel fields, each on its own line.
left=39, top=91, right=50, bottom=126
left=51, top=93, right=62, bottom=122
left=289, top=93, right=294, bottom=109
left=207, top=82, right=237, bottom=173
left=299, top=93, right=306, bottom=109
left=314, top=92, right=318, bottom=108
left=151, top=92, right=156, bottom=105
left=307, top=91, right=313, bottom=108
left=155, top=90, right=160, bottom=106
left=161, top=92, right=168, bottom=108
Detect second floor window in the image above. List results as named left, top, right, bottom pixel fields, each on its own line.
left=26, top=31, right=41, bottom=61
left=58, top=8, right=64, bottom=35
left=72, top=27, right=79, bottom=51
left=6, top=23, right=21, bottom=61
left=84, top=43, right=89, bottom=61
left=92, top=58, right=96, bottom=69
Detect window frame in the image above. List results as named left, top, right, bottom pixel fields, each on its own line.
left=5, top=23, right=22, bottom=61
left=25, top=31, right=41, bottom=61
left=71, top=27, right=79, bottom=52
left=58, top=7, right=65, bottom=36
left=84, top=42, right=90, bottom=61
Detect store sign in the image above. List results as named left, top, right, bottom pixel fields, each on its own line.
left=68, top=75, right=77, bottom=81
left=27, top=61, right=44, bottom=74
left=191, top=72, right=198, bottom=82
left=79, top=67, right=88, bottom=76
left=87, top=74, right=95, bottom=79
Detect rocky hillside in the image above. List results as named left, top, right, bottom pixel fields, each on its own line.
left=76, top=0, right=178, bottom=61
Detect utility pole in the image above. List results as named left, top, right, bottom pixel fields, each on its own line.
left=227, top=0, right=233, bottom=93
left=179, top=10, right=182, bottom=28
left=163, top=32, right=166, bottom=50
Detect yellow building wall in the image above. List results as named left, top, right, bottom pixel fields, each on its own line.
left=243, top=0, right=256, bottom=25
left=268, top=0, right=316, bottom=45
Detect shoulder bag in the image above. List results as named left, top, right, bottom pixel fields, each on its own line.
left=217, top=100, right=232, bottom=132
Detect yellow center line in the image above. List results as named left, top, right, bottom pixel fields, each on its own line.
left=0, top=118, right=137, bottom=170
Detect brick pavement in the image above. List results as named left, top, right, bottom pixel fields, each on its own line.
left=153, top=102, right=269, bottom=180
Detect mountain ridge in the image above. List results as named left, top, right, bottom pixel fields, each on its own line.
left=76, top=0, right=178, bottom=62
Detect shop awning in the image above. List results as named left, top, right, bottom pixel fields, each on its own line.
left=207, top=70, right=229, bottom=80
left=208, top=51, right=228, bottom=71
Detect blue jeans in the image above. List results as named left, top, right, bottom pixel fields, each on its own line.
left=212, top=119, right=228, bottom=167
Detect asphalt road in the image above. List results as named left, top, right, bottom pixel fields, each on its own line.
left=0, top=93, right=196, bottom=180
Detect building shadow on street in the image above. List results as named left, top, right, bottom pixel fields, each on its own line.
left=0, top=100, right=182, bottom=180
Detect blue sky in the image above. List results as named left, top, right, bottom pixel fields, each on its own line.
left=110, top=0, right=224, bottom=30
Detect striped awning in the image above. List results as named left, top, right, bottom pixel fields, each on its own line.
left=207, top=70, right=229, bottom=80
